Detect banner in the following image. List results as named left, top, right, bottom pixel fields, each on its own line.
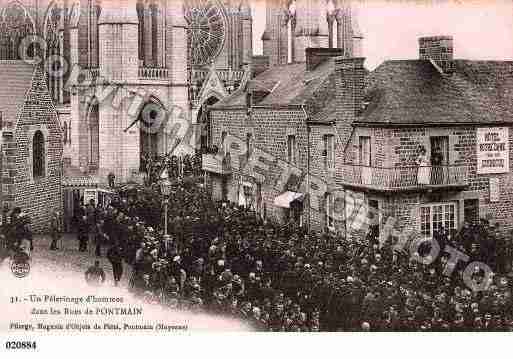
left=476, top=127, right=509, bottom=174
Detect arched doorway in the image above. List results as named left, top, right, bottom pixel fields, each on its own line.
left=198, top=96, right=220, bottom=152
left=139, top=101, right=164, bottom=172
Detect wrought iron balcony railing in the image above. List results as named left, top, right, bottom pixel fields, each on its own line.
left=338, top=164, right=469, bottom=191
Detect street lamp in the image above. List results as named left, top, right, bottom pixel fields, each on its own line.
left=160, top=169, right=172, bottom=238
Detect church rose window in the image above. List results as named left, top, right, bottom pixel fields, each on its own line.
left=33, top=130, right=45, bottom=179
left=185, top=0, right=227, bottom=66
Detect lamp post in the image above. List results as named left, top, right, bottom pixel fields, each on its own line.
left=160, top=169, right=172, bottom=237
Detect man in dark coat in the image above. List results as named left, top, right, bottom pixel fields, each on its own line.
left=77, top=215, right=89, bottom=252
left=107, top=245, right=124, bottom=286
left=94, top=220, right=109, bottom=257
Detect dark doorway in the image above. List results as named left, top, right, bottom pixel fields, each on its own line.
left=139, top=103, right=160, bottom=172
left=430, top=136, right=449, bottom=184
left=464, top=199, right=479, bottom=225
left=199, top=97, right=220, bottom=152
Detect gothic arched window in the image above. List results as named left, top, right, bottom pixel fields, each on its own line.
left=136, top=0, right=145, bottom=62
left=33, top=130, right=45, bottom=179
left=286, top=0, right=296, bottom=64
left=89, top=103, right=99, bottom=166
left=137, top=0, right=163, bottom=67
left=44, top=2, right=63, bottom=102
left=0, top=3, right=36, bottom=60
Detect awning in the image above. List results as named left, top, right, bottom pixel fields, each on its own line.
left=273, top=191, right=305, bottom=208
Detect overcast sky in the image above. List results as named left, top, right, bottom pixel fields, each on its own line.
left=250, top=0, right=513, bottom=70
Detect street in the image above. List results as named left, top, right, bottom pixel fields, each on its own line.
left=25, top=233, right=132, bottom=288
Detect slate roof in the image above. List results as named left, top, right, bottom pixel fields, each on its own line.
left=0, top=61, right=36, bottom=125
left=357, top=59, right=513, bottom=125
left=309, top=98, right=338, bottom=124
left=213, top=59, right=335, bottom=108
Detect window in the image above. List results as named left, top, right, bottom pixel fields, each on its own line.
left=368, top=199, right=380, bottom=237
left=244, top=183, right=254, bottom=209
left=430, top=136, right=449, bottom=184
left=430, top=136, right=449, bottom=166
left=256, top=183, right=262, bottom=216
left=420, top=202, right=457, bottom=238
left=359, top=136, right=371, bottom=166
left=287, top=135, right=296, bottom=164
left=287, top=3, right=296, bottom=64
left=33, top=130, right=45, bottom=178
left=246, top=133, right=252, bottom=161
left=323, top=134, right=335, bottom=169
left=89, top=104, right=99, bottom=166
left=463, top=199, right=479, bottom=225
left=326, top=193, right=335, bottom=231
left=221, top=131, right=227, bottom=154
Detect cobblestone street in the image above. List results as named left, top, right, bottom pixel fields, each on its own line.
left=26, top=234, right=132, bottom=288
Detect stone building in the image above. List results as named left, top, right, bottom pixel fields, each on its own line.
left=340, top=36, right=513, bottom=239
left=0, top=0, right=362, bottom=184
left=207, top=36, right=513, bottom=239
left=0, top=61, right=63, bottom=231
left=0, top=0, right=255, bottom=183
left=207, top=47, right=351, bottom=231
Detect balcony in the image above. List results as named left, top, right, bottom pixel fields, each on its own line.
left=338, top=164, right=469, bottom=192
left=138, top=67, right=169, bottom=80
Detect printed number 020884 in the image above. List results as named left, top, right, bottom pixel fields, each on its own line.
left=5, top=341, right=37, bottom=350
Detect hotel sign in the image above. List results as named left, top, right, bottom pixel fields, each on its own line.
left=477, top=127, right=509, bottom=174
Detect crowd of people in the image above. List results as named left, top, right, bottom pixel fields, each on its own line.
left=140, top=152, right=203, bottom=185
left=2, top=161, right=513, bottom=331
left=0, top=206, right=34, bottom=261
left=64, top=172, right=513, bottom=332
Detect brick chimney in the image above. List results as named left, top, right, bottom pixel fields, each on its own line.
left=334, top=57, right=365, bottom=178
left=419, top=35, right=454, bottom=73
left=251, top=55, right=270, bottom=78
left=335, top=57, right=365, bottom=117
left=306, top=48, right=344, bottom=71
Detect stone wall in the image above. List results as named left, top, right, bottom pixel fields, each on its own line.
left=210, top=107, right=339, bottom=232
left=345, top=125, right=513, bottom=236
left=2, top=67, right=63, bottom=232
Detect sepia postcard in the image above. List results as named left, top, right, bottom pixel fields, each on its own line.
left=0, top=0, right=512, bottom=356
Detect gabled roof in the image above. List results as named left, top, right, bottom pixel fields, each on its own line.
left=213, top=59, right=335, bottom=108
left=358, top=59, right=513, bottom=125
left=0, top=61, right=36, bottom=124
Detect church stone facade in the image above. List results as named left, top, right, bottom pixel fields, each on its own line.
left=0, top=0, right=360, bottom=184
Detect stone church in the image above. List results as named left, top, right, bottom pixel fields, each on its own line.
left=0, top=0, right=360, bottom=186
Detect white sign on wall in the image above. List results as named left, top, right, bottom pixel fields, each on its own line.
left=476, top=127, right=509, bottom=174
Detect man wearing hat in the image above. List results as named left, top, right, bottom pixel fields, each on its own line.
left=107, top=244, right=124, bottom=286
